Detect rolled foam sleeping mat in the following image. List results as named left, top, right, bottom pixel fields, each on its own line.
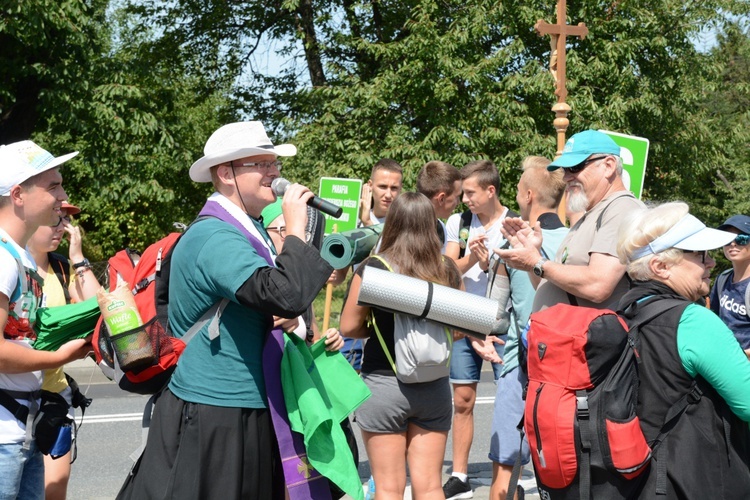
left=320, top=224, right=384, bottom=269
left=358, top=265, right=498, bottom=339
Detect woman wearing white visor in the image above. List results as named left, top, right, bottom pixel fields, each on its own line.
left=615, top=202, right=750, bottom=499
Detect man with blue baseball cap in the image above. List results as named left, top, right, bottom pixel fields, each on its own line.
left=497, top=129, right=645, bottom=311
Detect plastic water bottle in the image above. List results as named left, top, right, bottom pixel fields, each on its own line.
left=365, top=476, right=375, bottom=500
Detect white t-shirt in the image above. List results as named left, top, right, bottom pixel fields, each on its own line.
left=368, top=211, right=386, bottom=226
left=0, top=228, right=42, bottom=444
left=445, top=209, right=509, bottom=296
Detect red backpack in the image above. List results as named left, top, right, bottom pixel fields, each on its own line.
left=93, top=226, right=226, bottom=395
left=523, top=299, right=697, bottom=500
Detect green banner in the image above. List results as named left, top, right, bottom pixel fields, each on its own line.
left=601, top=130, right=650, bottom=199
left=318, top=177, right=363, bottom=235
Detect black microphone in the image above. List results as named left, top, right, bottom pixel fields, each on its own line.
left=271, top=178, right=343, bottom=218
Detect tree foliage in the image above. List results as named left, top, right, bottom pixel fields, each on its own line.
left=128, top=0, right=750, bottom=219
left=2, top=1, right=236, bottom=259
left=4, top=0, right=750, bottom=259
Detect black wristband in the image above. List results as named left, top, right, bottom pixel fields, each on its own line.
left=72, top=258, right=91, bottom=269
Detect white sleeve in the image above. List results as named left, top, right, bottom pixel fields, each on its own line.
left=0, top=250, right=19, bottom=300
left=445, top=213, right=462, bottom=244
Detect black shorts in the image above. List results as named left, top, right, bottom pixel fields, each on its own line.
left=117, top=388, right=285, bottom=500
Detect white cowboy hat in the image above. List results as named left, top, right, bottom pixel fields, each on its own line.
left=189, top=121, right=297, bottom=182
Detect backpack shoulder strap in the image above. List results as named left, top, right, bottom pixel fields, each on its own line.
left=48, top=252, right=71, bottom=304
left=595, top=191, right=635, bottom=231
left=716, top=269, right=731, bottom=297
left=458, top=209, right=473, bottom=258
left=368, top=254, right=392, bottom=271
left=0, top=239, right=28, bottom=303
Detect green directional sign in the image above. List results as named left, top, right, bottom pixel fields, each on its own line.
left=601, top=130, right=650, bottom=199
left=318, top=177, right=363, bottom=235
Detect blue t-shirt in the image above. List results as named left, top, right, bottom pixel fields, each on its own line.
left=168, top=218, right=273, bottom=408
left=709, top=272, right=750, bottom=349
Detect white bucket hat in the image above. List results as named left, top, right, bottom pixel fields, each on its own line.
left=0, top=140, right=78, bottom=196
left=189, top=122, right=297, bottom=183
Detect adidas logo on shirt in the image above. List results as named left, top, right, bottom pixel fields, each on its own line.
left=720, top=295, right=747, bottom=316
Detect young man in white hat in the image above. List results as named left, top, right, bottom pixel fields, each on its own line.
left=118, top=122, right=333, bottom=500
left=0, top=140, right=92, bottom=499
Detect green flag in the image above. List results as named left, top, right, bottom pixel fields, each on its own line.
left=33, top=297, right=100, bottom=351
left=281, top=333, right=371, bottom=500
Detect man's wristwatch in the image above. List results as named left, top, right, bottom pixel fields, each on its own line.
left=72, top=258, right=91, bottom=270
left=532, top=257, right=549, bottom=278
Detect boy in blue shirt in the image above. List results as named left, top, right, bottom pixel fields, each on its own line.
left=709, top=214, right=750, bottom=357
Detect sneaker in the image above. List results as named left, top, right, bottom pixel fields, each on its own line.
left=442, top=476, right=473, bottom=499
left=364, top=476, right=375, bottom=500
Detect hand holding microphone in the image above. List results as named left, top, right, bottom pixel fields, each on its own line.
left=271, top=178, right=343, bottom=218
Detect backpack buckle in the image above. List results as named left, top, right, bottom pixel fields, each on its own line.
left=576, top=392, right=590, bottom=419
left=687, top=385, right=703, bottom=404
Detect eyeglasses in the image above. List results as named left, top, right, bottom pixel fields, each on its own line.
left=267, top=225, right=286, bottom=238
left=53, top=216, right=71, bottom=228
left=565, top=156, right=609, bottom=175
left=241, top=160, right=282, bottom=171
left=683, top=249, right=708, bottom=264
left=725, top=234, right=750, bottom=247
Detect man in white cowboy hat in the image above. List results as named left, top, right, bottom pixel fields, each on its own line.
left=118, top=122, right=334, bottom=500
left=0, top=140, right=92, bottom=499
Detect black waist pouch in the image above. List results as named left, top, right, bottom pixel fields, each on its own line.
left=34, top=390, right=73, bottom=459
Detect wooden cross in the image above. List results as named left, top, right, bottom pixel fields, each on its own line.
left=535, top=0, right=588, bottom=103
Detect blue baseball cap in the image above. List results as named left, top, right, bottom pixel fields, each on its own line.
left=547, top=130, right=621, bottom=171
left=718, top=214, right=750, bottom=234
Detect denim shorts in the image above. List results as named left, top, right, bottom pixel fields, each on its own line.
left=449, top=336, right=504, bottom=384
left=0, top=440, right=44, bottom=500
left=488, top=367, right=530, bottom=466
left=340, top=337, right=365, bottom=371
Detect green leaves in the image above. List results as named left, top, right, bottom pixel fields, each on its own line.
left=5, top=0, right=750, bottom=264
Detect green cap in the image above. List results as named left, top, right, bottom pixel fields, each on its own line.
left=261, top=199, right=283, bottom=228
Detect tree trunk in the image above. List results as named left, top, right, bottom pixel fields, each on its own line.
left=0, top=79, right=41, bottom=144
left=296, top=0, right=327, bottom=86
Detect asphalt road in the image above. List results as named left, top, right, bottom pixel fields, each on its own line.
left=64, top=358, right=539, bottom=499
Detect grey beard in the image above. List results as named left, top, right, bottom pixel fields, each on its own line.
left=567, top=189, right=589, bottom=213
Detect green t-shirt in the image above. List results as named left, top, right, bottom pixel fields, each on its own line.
left=677, top=303, right=750, bottom=421
left=168, top=218, right=273, bottom=408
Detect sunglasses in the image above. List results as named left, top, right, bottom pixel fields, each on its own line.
left=683, top=249, right=708, bottom=264
left=53, top=216, right=71, bottom=228
left=565, top=156, right=609, bottom=175
left=726, top=234, right=750, bottom=247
